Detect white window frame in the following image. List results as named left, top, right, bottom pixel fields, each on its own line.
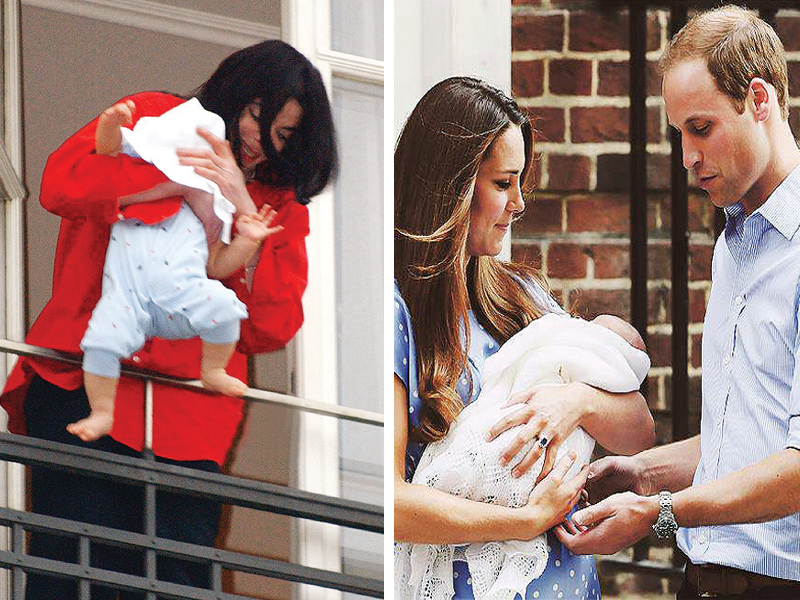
left=280, top=2, right=382, bottom=599
left=1, top=0, right=27, bottom=597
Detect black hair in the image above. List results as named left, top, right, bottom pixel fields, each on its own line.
left=194, top=39, right=337, bottom=203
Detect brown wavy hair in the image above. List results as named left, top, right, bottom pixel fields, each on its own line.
left=659, top=5, right=789, bottom=120
left=395, top=77, right=548, bottom=444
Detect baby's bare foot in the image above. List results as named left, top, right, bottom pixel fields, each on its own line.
left=96, top=100, right=135, bottom=156
left=67, top=411, right=114, bottom=442
left=201, top=368, right=247, bottom=397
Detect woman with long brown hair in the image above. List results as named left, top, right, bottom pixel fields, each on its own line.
left=394, top=77, right=655, bottom=599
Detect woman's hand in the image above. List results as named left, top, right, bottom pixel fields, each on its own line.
left=487, top=382, right=591, bottom=483
left=520, top=451, right=590, bottom=539
left=176, top=127, right=257, bottom=216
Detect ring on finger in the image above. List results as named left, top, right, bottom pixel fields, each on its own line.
left=538, top=435, right=550, bottom=449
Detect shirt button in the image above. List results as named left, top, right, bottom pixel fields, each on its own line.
left=132, top=356, right=141, bottom=363
left=723, top=355, right=731, bottom=365
left=698, top=534, right=707, bottom=544
left=117, top=213, right=124, bottom=220
left=734, top=295, right=743, bottom=306
left=240, top=278, right=247, bottom=284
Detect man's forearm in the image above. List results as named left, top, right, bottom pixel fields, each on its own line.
left=673, top=447, right=800, bottom=527
left=638, top=435, right=701, bottom=494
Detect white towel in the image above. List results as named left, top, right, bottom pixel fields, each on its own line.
left=121, top=98, right=236, bottom=244
left=395, top=313, right=650, bottom=600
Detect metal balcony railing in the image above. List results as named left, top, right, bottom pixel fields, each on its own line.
left=0, top=339, right=384, bottom=599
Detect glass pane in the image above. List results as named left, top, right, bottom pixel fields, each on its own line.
left=332, top=75, right=383, bottom=585
left=331, top=0, right=383, bottom=60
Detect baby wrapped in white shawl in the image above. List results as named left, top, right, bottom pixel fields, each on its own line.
left=395, top=313, right=650, bottom=600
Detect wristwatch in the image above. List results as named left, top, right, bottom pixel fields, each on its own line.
left=652, top=491, right=679, bottom=539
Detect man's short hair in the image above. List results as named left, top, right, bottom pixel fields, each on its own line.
left=659, top=5, right=789, bottom=120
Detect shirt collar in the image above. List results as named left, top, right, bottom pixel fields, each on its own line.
left=724, top=163, right=800, bottom=240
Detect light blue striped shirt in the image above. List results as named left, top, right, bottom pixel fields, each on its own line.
left=676, top=164, right=800, bottom=580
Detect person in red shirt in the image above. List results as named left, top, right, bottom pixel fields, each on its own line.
left=69, top=98, right=282, bottom=443
left=1, top=39, right=336, bottom=598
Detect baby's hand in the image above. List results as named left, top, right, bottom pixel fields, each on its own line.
left=96, top=100, right=136, bottom=156
left=236, top=205, right=282, bottom=244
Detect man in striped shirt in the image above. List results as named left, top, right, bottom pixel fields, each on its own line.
left=557, top=6, right=800, bottom=599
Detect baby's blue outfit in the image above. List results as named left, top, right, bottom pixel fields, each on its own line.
left=394, top=280, right=601, bottom=600
left=81, top=202, right=247, bottom=377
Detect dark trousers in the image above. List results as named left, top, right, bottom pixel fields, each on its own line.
left=23, top=375, right=222, bottom=600
left=677, top=566, right=800, bottom=599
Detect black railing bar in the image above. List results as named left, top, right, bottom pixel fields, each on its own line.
left=629, top=3, right=650, bottom=564
left=12, top=523, right=23, bottom=600
left=0, top=339, right=383, bottom=426
left=0, top=508, right=383, bottom=596
left=0, top=433, right=383, bottom=532
left=0, top=550, right=260, bottom=600
left=79, top=535, right=91, bottom=600
left=211, top=562, right=223, bottom=592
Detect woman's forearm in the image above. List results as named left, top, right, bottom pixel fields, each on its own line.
left=579, top=384, right=655, bottom=455
left=395, top=479, right=545, bottom=544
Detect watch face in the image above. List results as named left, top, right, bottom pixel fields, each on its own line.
left=654, top=517, right=678, bottom=538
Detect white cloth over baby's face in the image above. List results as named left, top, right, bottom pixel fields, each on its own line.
left=120, top=98, right=237, bottom=244
left=395, top=313, right=651, bottom=600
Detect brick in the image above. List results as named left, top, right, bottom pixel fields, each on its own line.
left=597, top=60, right=661, bottom=97
left=691, top=333, right=702, bottom=369
left=598, top=61, right=628, bottom=97
left=648, top=243, right=671, bottom=280
left=547, top=154, right=590, bottom=191
left=572, top=106, right=627, bottom=143
left=549, top=59, right=592, bottom=95
left=527, top=107, right=565, bottom=143
left=548, top=243, right=588, bottom=278
left=513, top=14, right=564, bottom=52
left=689, top=244, right=713, bottom=281
left=646, top=12, right=663, bottom=54
left=689, top=192, right=716, bottom=235
left=788, top=61, right=800, bottom=98
left=571, top=106, right=660, bottom=144
left=569, top=11, right=628, bottom=52
left=592, top=244, right=629, bottom=278
left=511, top=242, right=542, bottom=270
left=648, top=193, right=669, bottom=236
left=514, top=196, right=561, bottom=235
left=568, top=287, right=630, bottom=321
left=648, top=333, right=671, bottom=368
left=596, top=154, right=628, bottom=192
left=776, top=16, right=800, bottom=52
left=648, top=285, right=670, bottom=325
left=648, top=153, right=670, bottom=190
left=512, top=60, right=544, bottom=98
left=689, top=288, right=707, bottom=323
left=566, top=193, right=629, bottom=234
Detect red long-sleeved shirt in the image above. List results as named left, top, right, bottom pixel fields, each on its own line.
left=1, top=92, right=309, bottom=465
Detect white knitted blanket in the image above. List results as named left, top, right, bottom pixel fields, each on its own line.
left=395, top=313, right=650, bottom=600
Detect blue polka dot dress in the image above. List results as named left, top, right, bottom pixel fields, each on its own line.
left=394, top=281, right=602, bottom=600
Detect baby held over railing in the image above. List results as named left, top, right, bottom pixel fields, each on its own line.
left=395, top=313, right=650, bottom=600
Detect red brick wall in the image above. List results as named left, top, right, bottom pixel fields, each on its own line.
left=511, top=3, right=800, bottom=443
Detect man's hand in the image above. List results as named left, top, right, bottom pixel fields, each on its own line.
left=585, top=455, right=650, bottom=504
left=554, top=491, right=660, bottom=555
